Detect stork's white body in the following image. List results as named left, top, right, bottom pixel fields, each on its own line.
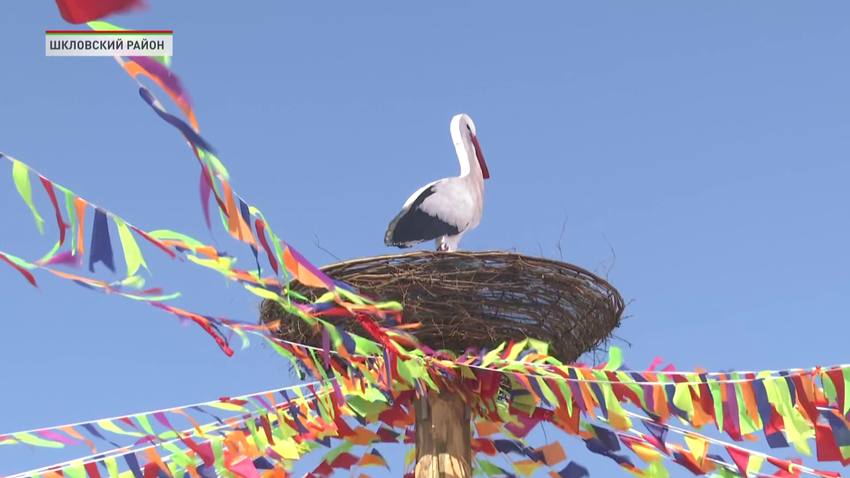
left=384, top=114, right=490, bottom=252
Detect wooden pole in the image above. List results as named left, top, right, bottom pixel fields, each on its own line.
left=413, top=390, right=472, bottom=478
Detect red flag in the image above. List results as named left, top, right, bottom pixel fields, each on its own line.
left=726, top=446, right=751, bottom=477
left=54, top=0, right=145, bottom=24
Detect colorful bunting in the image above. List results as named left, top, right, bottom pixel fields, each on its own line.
left=3, top=345, right=847, bottom=478
left=3, top=15, right=846, bottom=478
left=0, top=153, right=402, bottom=356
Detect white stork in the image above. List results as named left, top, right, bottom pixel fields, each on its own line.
left=384, top=114, right=490, bottom=252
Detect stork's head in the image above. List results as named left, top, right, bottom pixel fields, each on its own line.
left=451, top=113, right=490, bottom=180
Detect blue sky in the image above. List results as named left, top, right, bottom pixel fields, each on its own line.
left=1, top=2, right=849, bottom=477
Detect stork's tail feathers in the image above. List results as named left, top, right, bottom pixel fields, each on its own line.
left=384, top=219, right=400, bottom=247
left=384, top=210, right=418, bottom=248
left=384, top=227, right=415, bottom=248
left=384, top=228, right=407, bottom=247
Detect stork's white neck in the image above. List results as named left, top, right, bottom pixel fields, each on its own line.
left=450, top=116, right=483, bottom=180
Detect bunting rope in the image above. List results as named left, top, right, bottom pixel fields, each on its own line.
left=0, top=148, right=405, bottom=320
left=2, top=15, right=846, bottom=478
left=3, top=346, right=848, bottom=478
left=82, top=28, right=850, bottom=470
left=0, top=380, right=325, bottom=452
left=613, top=411, right=836, bottom=478
left=0, top=151, right=405, bottom=358
left=4, top=224, right=850, bottom=476
left=4, top=213, right=850, bottom=476
left=84, top=23, right=403, bottom=322
left=4, top=374, right=406, bottom=478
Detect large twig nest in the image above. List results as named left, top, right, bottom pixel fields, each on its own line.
left=259, top=251, right=625, bottom=364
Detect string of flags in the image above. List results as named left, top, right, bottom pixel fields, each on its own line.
left=1, top=14, right=845, bottom=478
left=1, top=149, right=403, bottom=314
left=0, top=151, right=404, bottom=356
left=3, top=346, right=844, bottom=478
left=614, top=410, right=836, bottom=478
left=3, top=219, right=850, bottom=474
left=8, top=181, right=847, bottom=468
left=0, top=380, right=329, bottom=456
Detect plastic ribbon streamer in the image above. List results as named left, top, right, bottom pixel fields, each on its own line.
left=0, top=243, right=387, bottom=364
left=0, top=152, right=402, bottom=355
left=54, top=0, right=144, bottom=25
left=3, top=347, right=847, bottom=478
left=2, top=383, right=388, bottom=478
left=0, top=380, right=330, bottom=455
left=87, top=21, right=398, bottom=320
left=37, top=21, right=406, bottom=349
left=1, top=366, right=579, bottom=478
left=4, top=152, right=848, bottom=475
left=4, top=16, right=845, bottom=478
left=1, top=151, right=401, bottom=317
left=4, top=215, right=850, bottom=475
left=608, top=411, right=837, bottom=478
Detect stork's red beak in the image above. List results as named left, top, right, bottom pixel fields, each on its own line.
left=472, top=134, right=490, bottom=180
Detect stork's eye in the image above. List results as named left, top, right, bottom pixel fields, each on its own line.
left=466, top=124, right=472, bottom=131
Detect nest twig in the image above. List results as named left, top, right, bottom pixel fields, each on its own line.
left=259, top=251, right=625, bottom=364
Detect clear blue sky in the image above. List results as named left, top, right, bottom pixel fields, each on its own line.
left=1, top=2, right=848, bottom=477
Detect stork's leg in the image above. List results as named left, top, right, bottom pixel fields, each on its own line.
left=442, top=235, right=461, bottom=252
left=436, top=236, right=449, bottom=251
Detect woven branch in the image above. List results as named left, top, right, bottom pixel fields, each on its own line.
left=260, top=251, right=625, bottom=364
